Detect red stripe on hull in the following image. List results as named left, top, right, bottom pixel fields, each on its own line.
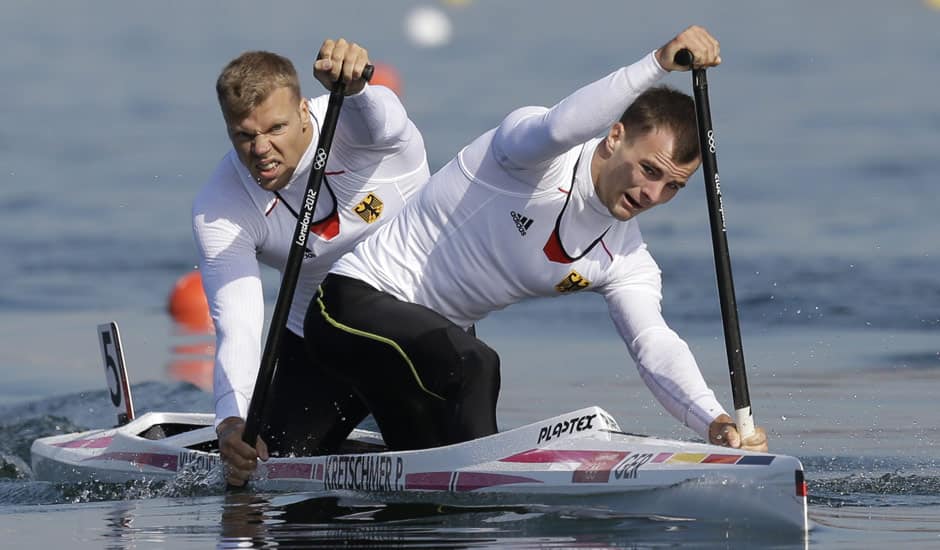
left=267, top=463, right=313, bottom=479
left=88, top=452, right=178, bottom=472
left=405, top=471, right=451, bottom=491
left=455, top=472, right=541, bottom=491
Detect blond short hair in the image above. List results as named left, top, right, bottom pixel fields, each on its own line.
left=216, top=51, right=302, bottom=122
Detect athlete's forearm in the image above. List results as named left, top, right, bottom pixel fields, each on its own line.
left=630, top=328, right=726, bottom=440
left=602, top=268, right=727, bottom=440
left=193, top=223, right=267, bottom=426
left=209, top=274, right=265, bottom=425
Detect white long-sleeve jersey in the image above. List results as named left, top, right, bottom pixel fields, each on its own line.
left=332, top=52, right=726, bottom=439
left=193, top=85, right=430, bottom=425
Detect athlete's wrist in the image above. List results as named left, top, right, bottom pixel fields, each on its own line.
left=216, top=417, right=244, bottom=440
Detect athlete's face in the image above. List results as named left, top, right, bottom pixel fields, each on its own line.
left=593, top=124, right=699, bottom=222
left=226, top=86, right=311, bottom=192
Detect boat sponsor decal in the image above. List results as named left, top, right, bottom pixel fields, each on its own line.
left=324, top=455, right=404, bottom=492
left=266, top=462, right=313, bottom=480
left=648, top=452, right=774, bottom=466
left=53, top=435, right=114, bottom=449
left=572, top=452, right=628, bottom=483
left=87, top=451, right=178, bottom=471
left=499, top=449, right=627, bottom=483
left=314, top=462, right=324, bottom=481
left=612, top=452, right=653, bottom=480
left=177, top=451, right=220, bottom=473
left=536, top=413, right=597, bottom=444
left=404, top=471, right=542, bottom=491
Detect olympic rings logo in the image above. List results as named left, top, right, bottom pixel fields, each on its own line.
left=314, top=149, right=327, bottom=170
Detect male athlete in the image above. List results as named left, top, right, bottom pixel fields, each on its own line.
left=192, top=39, right=429, bottom=486
left=306, top=26, right=768, bottom=453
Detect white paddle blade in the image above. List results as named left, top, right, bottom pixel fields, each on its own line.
left=97, top=322, right=135, bottom=425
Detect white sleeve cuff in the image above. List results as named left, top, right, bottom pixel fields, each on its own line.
left=342, top=83, right=373, bottom=109
left=683, top=394, right=727, bottom=440
left=214, top=391, right=249, bottom=428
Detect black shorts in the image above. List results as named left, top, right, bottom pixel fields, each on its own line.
left=304, top=273, right=500, bottom=450
left=260, top=329, right=369, bottom=456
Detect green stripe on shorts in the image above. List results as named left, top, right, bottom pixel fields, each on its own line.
left=315, top=286, right=445, bottom=401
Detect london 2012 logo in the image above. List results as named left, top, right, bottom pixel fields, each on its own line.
left=314, top=148, right=328, bottom=170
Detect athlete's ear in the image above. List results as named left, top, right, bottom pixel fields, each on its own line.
left=299, top=99, right=309, bottom=130
left=603, top=122, right=625, bottom=154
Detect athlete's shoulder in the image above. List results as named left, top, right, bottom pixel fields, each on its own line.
left=497, top=105, right=550, bottom=134
left=606, top=219, right=646, bottom=255
left=599, top=228, right=661, bottom=285
left=192, top=151, right=266, bottom=226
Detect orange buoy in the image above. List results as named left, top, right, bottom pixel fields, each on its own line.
left=168, top=270, right=213, bottom=333
left=370, top=62, right=403, bottom=97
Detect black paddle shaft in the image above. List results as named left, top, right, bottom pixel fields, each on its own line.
left=242, top=65, right=374, bottom=446
left=674, top=50, right=753, bottom=420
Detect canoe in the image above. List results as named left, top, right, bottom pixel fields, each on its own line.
left=31, top=405, right=807, bottom=531
left=29, top=323, right=808, bottom=531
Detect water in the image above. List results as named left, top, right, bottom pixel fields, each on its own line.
left=2, top=0, right=939, bottom=547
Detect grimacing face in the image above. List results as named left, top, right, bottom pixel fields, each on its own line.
left=226, top=86, right=311, bottom=192
left=594, top=125, right=700, bottom=221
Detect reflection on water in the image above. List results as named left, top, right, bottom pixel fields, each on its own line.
left=217, top=493, right=810, bottom=549
left=811, top=505, right=940, bottom=547
left=166, top=343, right=214, bottom=393
left=166, top=270, right=215, bottom=392
left=11, top=493, right=930, bottom=549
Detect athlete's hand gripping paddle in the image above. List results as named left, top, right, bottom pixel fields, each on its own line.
left=674, top=49, right=755, bottom=439
left=238, top=65, right=375, bottom=479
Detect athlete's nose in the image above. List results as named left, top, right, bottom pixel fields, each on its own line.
left=251, top=134, right=273, bottom=156
left=639, top=182, right=664, bottom=207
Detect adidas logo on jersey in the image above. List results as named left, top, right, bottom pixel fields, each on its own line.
left=510, top=211, right=534, bottom=236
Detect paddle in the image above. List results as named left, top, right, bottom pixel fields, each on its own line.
left=674, top=49, right=755, bottom=439
left=242, top=65, right=375, bottom=448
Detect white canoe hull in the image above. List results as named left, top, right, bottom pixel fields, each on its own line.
left=31, top=405, right=808, bottom=531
